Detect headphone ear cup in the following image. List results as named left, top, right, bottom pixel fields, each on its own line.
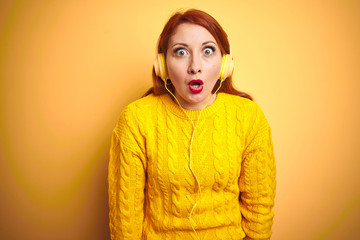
left=219, top=54, right=234, bottom=82
left=154, top=53, right=167, bottom=82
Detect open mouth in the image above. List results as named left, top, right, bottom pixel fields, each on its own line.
left=188, top=79, right=203, bottom=93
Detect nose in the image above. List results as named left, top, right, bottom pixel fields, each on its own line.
left=188, top=54, right=202, bottom=74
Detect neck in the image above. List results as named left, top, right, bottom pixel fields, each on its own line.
left=175, top=95, right=217, bottom=111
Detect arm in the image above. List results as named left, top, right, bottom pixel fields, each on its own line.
left=239, top=105, right=276, bottom=240
left=108, top=111, right=146, bottom=240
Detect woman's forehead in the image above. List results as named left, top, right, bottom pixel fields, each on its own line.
left=168, top=23, right=217, bottom=47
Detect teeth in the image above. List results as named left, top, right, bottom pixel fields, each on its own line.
left=190, top=82, right=202, bottom=88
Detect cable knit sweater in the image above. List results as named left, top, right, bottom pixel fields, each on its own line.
left=108, top=92, right=276, bottom=240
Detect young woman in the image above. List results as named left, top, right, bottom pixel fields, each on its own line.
left=108, top=9, right=276, bottom=240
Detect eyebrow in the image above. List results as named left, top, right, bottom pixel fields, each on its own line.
left=170, top=41, right=218, bottom=48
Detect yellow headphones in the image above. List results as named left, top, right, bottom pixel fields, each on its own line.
left=153, top=42, right=234, bottom=82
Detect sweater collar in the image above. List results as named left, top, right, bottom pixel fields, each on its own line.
left=160, top=93, right=226, bottom=121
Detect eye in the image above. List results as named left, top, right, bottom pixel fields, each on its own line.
left=174, top=48, right=187, bottom=56
left=203, top=46, right=215, bottom=55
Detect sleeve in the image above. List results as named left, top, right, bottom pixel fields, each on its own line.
left=108, top=110, right=147, bottom=240
left=239, top=105, right=276, bottom=240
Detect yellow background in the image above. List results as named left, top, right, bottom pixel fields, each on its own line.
left=1, top=0, right=359, bottom=239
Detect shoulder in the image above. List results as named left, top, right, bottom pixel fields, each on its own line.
left=114, top=94, right=161, bottom=134
left=125, top=94, right=160, bottom=112
left=221, top=93, right=262, bottom=116
left=121, top=94, right=161, bottom=119
left=220, top=93, right=269, bottom=131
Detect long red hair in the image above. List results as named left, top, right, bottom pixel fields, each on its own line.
left=143, top=9, right=252, bottom=101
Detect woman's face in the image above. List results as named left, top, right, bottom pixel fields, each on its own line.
left=166, top=23, right=222, bottom=110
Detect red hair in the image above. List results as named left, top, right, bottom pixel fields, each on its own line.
left=143, top=9, right=252, bottom=101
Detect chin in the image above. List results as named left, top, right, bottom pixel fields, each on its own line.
left=187, top=93, right=211, bottom=104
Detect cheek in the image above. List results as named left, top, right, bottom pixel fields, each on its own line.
left=167, top=59, right=186, bottom=80
left=207, top=59, right=222, bottom=79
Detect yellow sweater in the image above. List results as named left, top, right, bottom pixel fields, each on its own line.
left=108, top=93, right=276, bottom=240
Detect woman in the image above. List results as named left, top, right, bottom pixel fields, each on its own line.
left=108, top=9, right=276, bottom=240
